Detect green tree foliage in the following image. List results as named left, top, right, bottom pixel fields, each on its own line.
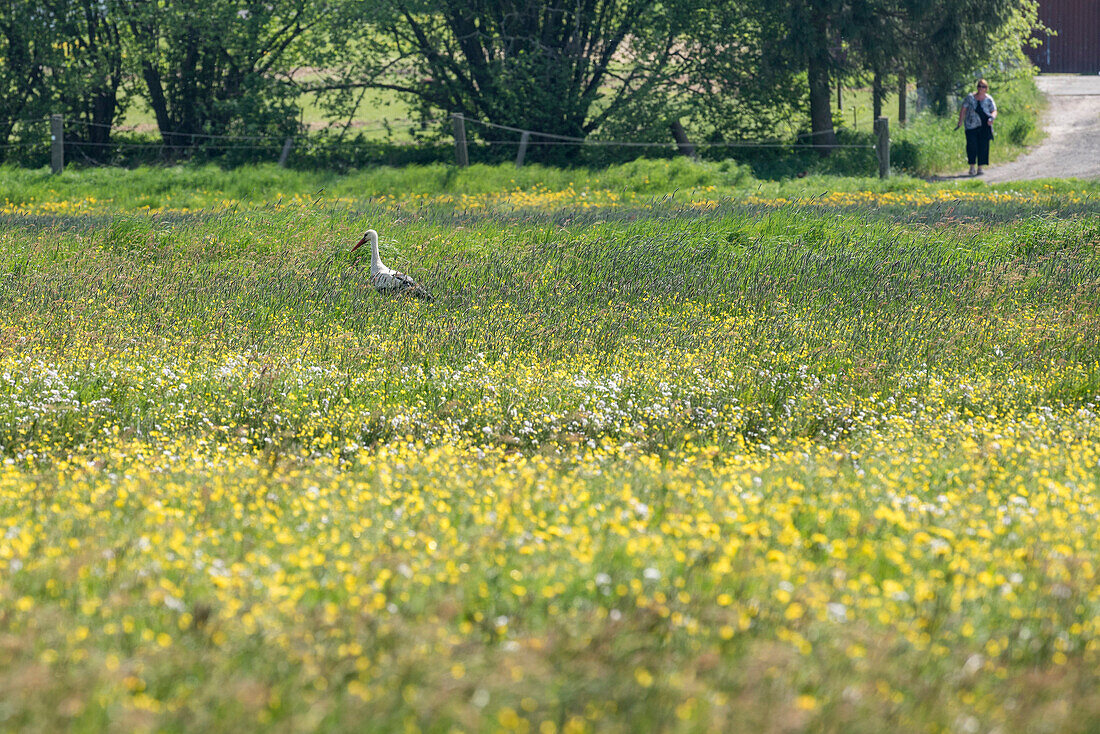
left=907, top=0, right=1022, bottom=111
left=321, top=0, right=688, bottom=155
left=0, top=0, right=127, bottom=158
left=663, top=0, right=803, bottom=142
left=0, top=1, right=60, bottom=146
left=2, top=0, right=1046, bottom=163
left=115, top=0, right=323, bottom=147
left=740, top=0, right=1040, bottom=148
left=49, top=0, right=127, bottom=157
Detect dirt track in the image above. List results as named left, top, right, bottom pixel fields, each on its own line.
left=981, top=75, right=1100, bottom=182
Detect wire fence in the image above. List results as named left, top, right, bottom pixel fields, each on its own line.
left=1, top=112, right=891, bottom=176
left=452, top=114, right=888, bottom=176
left=463, top=116, right=875, bottom=150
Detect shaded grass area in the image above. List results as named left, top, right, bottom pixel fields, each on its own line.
left=2, top=157, right=1098, bottom=213
left=0, top=178, right=1098, bottom=732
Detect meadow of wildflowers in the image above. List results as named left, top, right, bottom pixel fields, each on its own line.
left=0, top=162, right=1098, bottom=732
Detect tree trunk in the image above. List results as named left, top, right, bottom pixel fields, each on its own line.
left=897, top=71, right=907, bottom=125
left=872, top=70, right=883, bottom=119
left=806, top=2, right=838, bottom=154
left=807, top=57, right=838, bottom=152
left=669, top=119, right=697, bottom=160
left=141, top=61, right=177, bottom=150
left=89, top=91, right=115, bottom=147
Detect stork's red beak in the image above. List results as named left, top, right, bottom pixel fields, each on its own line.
left=351, top=233, right=369, bottom=252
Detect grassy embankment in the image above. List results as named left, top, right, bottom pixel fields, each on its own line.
left=0, top=163, right=1098, bottom=732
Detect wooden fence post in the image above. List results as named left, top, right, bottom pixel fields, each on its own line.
left=515, top=131, right=530, bottom=168
left=452, top=113, right=468, bottom=167
left=278, top=137, right=293, bottom=167
left=51, top=114, right=64, bottom=174
left=669, top=120, right=697, bottom=161
left=874, top=117, right=890, bottom=179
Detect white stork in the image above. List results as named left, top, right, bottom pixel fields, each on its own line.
left=350, top=229, right=433, bottom=302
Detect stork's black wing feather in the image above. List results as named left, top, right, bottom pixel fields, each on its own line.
left=393, top=271, right=434, bottom=302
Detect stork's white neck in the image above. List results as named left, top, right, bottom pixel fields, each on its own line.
left=365, top=229, right=381, bottom=269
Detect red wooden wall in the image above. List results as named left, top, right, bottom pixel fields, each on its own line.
left=1026, top=0, right=1100, bottom=73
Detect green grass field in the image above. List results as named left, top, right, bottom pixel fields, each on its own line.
left=1, top=161, right=1098, bottom=732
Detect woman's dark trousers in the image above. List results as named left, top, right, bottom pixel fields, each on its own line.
left=965, top=127, right=990, bottom=166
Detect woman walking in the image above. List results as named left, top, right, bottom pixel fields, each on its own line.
left=956, top=79, right=997, bottom=176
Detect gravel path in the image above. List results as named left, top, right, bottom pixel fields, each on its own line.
left=981, top=75, right=1100, bottom=182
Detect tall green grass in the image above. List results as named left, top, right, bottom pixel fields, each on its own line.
left=3, top=192, right=1099, bottom=456
left=2, top=155, right=1096, bottom=214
